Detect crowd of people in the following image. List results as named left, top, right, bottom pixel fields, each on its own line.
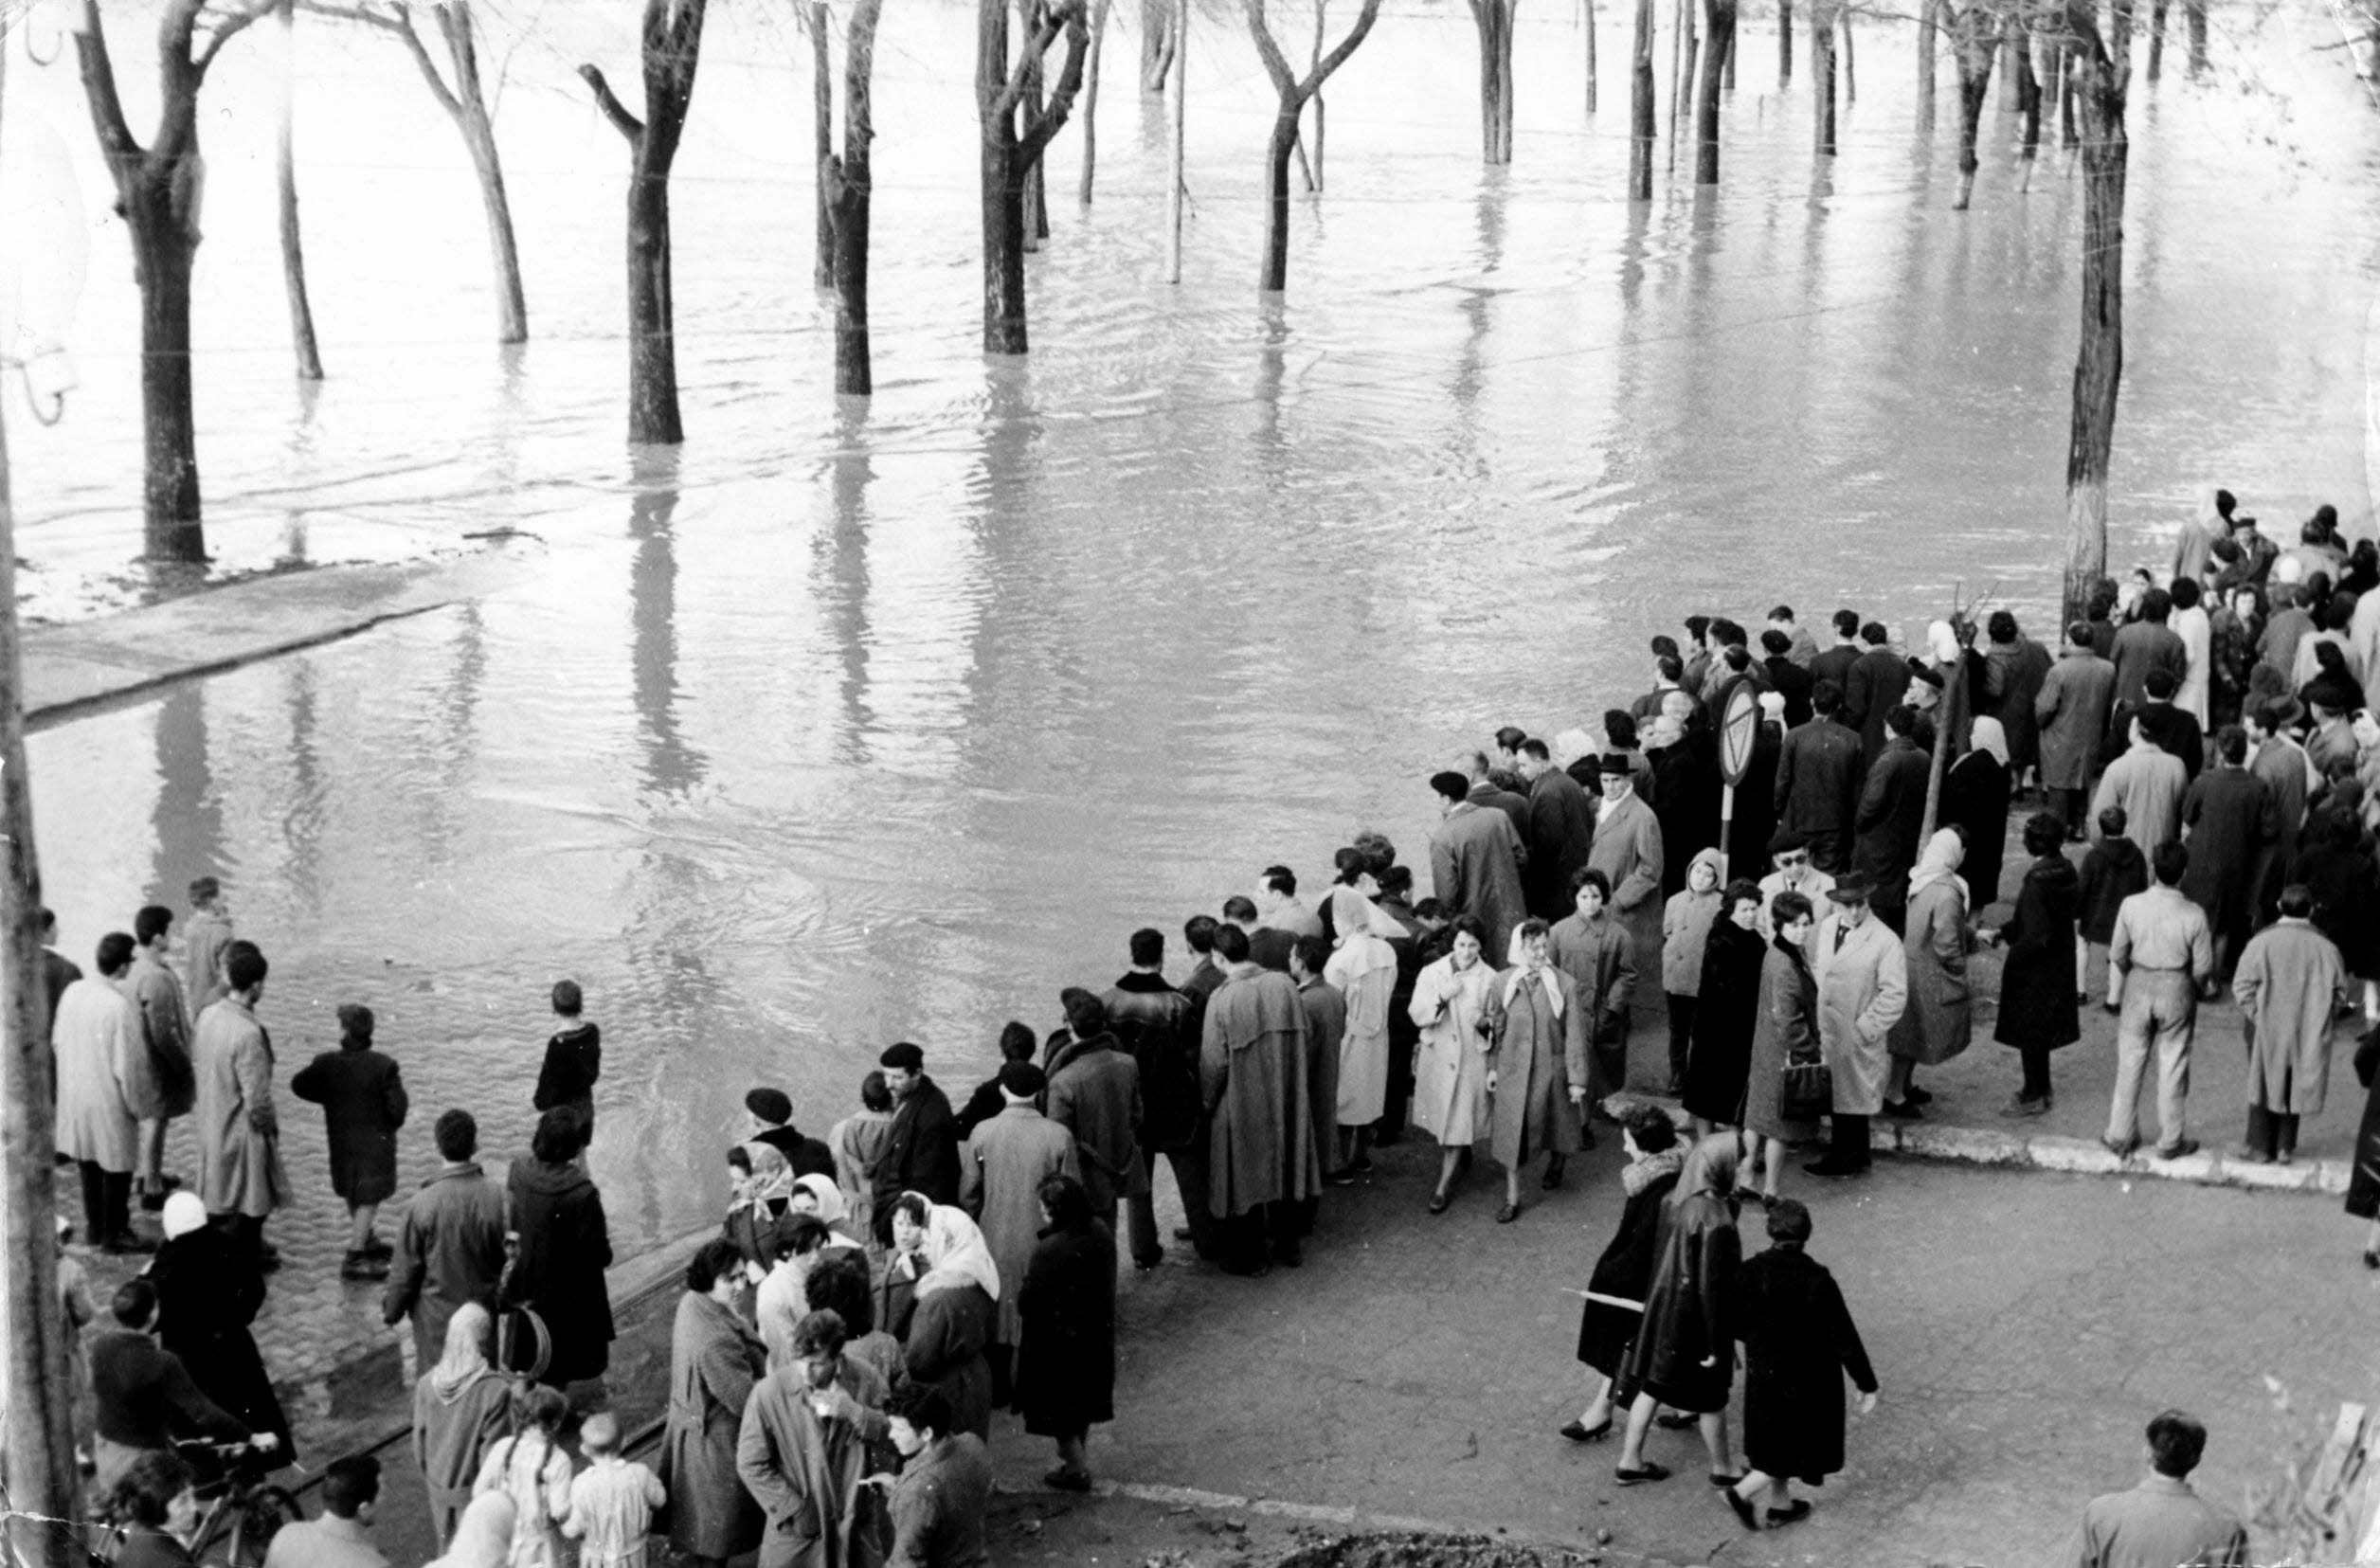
left=48, top=488, right=2380, bottom=1561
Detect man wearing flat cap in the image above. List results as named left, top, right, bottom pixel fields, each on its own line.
left=744, top=1087, right=834, bottom=1181
left=871, top=1041, right=961, bottom=1246
left=1428, top=769, right=1528, bottom=961
left=1807, top=873, right=1907, bottom=1178
left=1584, top=753, right=1666, bottom=1030
left=961, top=1059, right=1078, bottom=1398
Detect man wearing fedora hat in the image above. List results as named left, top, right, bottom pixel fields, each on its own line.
left=1807, top=874, right=1906, bottom=1178
left=2246, top=698, right=2317, bottom=921
left=1585, top=755, right=1666, bottom=1032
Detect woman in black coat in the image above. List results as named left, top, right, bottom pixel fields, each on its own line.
left=148, top=1193, right=294, bottom=1464
left=2294, top=810, right=2380, bottom=985
left=1682, top=884, right=1770, bottom=1131
left=1987, top=813, right=2082, bottom=1117
left=1940, top=717, right=2013, bottom=910
left=1015, top=1173, right=1116, bottom=1492
left=1614, top=1132, right=1746, bottom=1487
left=505, top=1108, right=615, bottom=1387
left=1722, top=1199, right=1877, bottom=1532
left=1561, top=1106, right=1685, bottom=1444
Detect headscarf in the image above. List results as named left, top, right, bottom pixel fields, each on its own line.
left=916, top=1203, right=1001, bottom=1301
left=160, top=1191, right=207, bottom=1241
left=1926, top=620, right=1961, bottom=666
left=1672, top=1129, right=1745, bottom=1206
left=426, top=1491, right=517, bottom=1568
left=741, top=1142, right=794, bottom=1217
left=1968, top=714, right=2010, bottom=769
left=1500, top=926, right=1564, bottom=1018
left=1685, top=846, right=1722, bottom=894
left=790, top=1172, right=847, bottom=1227
left=1327, top=887, right=1402, bottom=979
left=1552, top=728, right=1596, bottom=767
left=1758, top=691, right=1786, bottom=725
left=430, top=1302, right=494, bottom=1398
left=1907, top=827, right=1968, bottom=910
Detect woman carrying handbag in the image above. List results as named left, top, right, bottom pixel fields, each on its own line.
left=1741, top=891, right=1824, bottom=1205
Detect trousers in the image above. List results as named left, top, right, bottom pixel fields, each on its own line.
left=2243, top=1104, right=2300, bottom=1160
left=77, top=1161, right=130, bottom=1242
left=2108, top=969, right=2197, bottom=1147
left=1666, top=995, right=1699, bottom=1090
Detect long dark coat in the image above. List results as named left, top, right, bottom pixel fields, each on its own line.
left=506, top=1158, right=615, bottom=1385
left=1430, top=802, right=1529, bottom=960
left=1014, top=1218, right=1116, bottom=1436
left=1732, top=1246, right=1878, bottom=1486
left=1682, top=921, right=1767, bottom=1126
left=873, top=1077, right=962, bottom=1244
left=2034, top=648, right=2118, bottom=792
left=2347, top=1031, right=2380, bottom=1220
left=1575, top=1168, right=1682, bottom=1376
left=1650, top=730, right=1722, bottom=896
left=1730, top=723, right=1784, bottom=879
left=1524, top=767, right=1599, bottom=919
left=1852, top=739, right=1931, bottom=917
left=289, top=1045, right=409, bottom=1205
left=148, top=1224, right=294, bottom=1459
left=2179, top=766, right=2279, bottom=951
left=1743, top=940, right=1819, bottom=1142
left=1985, top=636, right=2055, bottom=772
left=2296, top=838, right=2380, bottom=981
left=1618, top=1191, right=1740, bottom=1415
left=1773, top=720, right=1863, bottom=871
left=1199, top=967, right=1320, bottom=1217
left=659, top=1290, right=766, bottom=1559
left=1993, top=854, right=2082, bottom=1051
left=1939, top=750, right=2011, bottom=910
left=904, top=1282, right=997, bottom=1441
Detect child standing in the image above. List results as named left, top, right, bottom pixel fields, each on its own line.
left=532, top=981, right=602, bottom=1145
left=562, top=1413, right=667, bottom=1568
left=291, top=1003, right=410, bottom=1280
left=2076, top=807, right=2149, bottom=1009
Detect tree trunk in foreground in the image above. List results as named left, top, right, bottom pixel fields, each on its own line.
left=807, top=2, right=834, bottom=288
left=979, top=0, right=1091, bottom=351
left=1812, top=0, right=1837, bottom=155
left=826, top=0, right=883, bottom=393
left=1694, top=0, right=1736, bottom=182
left=1246, top=0, right=1384, bottom=294
left=1472, top=0, right=1519, bottom=163
left=1629, top=0, right=1655, bottom=197
left=277, top=0, right=324, bottom=380
left=1164, top=0, right=1185, bottom=280
left=2063, top=0, right=2130, bottom=625
left=1080, top=0, right=1111, bottom=201
left=1585, top=0, right=1598, bottom=114
left=1948, top=2, right=1996, bottom=209
left=1142, top=0, right=1176, bottom=88
left=1778, top=0, right=1792, bottom=81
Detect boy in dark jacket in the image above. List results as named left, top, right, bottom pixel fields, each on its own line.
left=291, top=1003, right=409, bottom=1280
left=2077, top=807, right=2151, bottom=1010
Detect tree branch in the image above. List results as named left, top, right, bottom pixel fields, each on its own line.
left=390, top=4, right=464, bottom=117
left=1303, top=0, right=1384, bottom=94
left=73, top=0, right=142, bottom=163
left=1243, top=0, right=1299, bottom=96
left=194, top=0, right=282, bottom=72
left=1017, top=2, right=1091, bottom=163
left=998, top=3, right=1073, bottom=116
left=578, top=63, right=646, bottom=137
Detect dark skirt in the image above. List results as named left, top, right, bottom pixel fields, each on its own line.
left=1636, top=1362, right=1731, bottom=1416
left=2349, top=1042, right=2380, bottom=1220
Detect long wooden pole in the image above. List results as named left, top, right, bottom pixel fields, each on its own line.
left=0, top=38, right=79, bottom=1567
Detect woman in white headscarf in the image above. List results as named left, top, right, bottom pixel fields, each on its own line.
left=723, top=1142, right=797, bottom=1285
left=900, top=1197, right=1000, bottom=1440
left=145, top=1191, right=292, bottom=1464
left=1884, top=829, right=1974, bottom=1118
left=1940, top=715, right=2013, bottom=910
left=1324, top=887, right=1402, bottom=1178
left=1477, top=920, right=1587, bottom=1225
left=787, top=1172, right=856, bottom=1242
left=414, top=1302, right=512, bottom=1548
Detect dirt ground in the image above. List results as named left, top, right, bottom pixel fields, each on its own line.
left=989, top=1493, right=1615, bottom=1568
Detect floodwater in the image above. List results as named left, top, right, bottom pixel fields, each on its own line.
left=3, top=0, right=2376, bottom=1323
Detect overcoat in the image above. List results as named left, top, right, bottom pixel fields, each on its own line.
left=2294, top=838, right=2380, bottom=981
left=1618, top=1188, right=1740, bottom=1415
left=959, top=1105, right=1079, bottom=1345
left=1584, top=793, right=1666, bottom=1003
left=1524, top=766, right=1599, bottom=919
left=2078, top=839, right=2150, bottom=946
left=506, top=1157, right=616, bottom=1384
left=1815, top=913, right=1908, bottom=1116
left=1100, top=976, right=1199, bottom=1153
left=1014, top=1217, right=1116, bottom=1436
left=384, top=1162, right=510, bottom=1368
left=1887, top=876, right=1973, bottom=1068
left=1044, top=1036, right=1146, bottom=1213
left=2034, top=646, right=2118, bottom=791
left=1681, top=919, right=1768, bottom=1126
left=1295, top=977, right=1345, bottom=1174
left=2180, top=767, right=2278, bottom=946
left=290, top=1045, right=410, bottom=1205
left=2091, top=745, right=2190, bottom=854
left=1993, top=855, right=2082, bottom=1051
left=1479, top=966, right=1585, bottom=1168
left=2232, top=919, right=2349, bottom=1116
left=1984, top=635, right=2055, bottom=772
left=1732, top=1246, right=1878, bottom=1486
left=414, top=1364, right=512, bottom=1551
left=149, top=1221, right=292, bottom=1455
left=55, top=976, right=142, bottom=1170
left=1200, top=966, right=1320, bottom=1217
left=192, top=997, right=289, bottom=1219
left=903, top=1282, right=997, bottom=1441
left=872, top=1078, right=961, bottom=1239
left=1407, top=954, right=1495, bottom=1146
left=1429, top=802, right=1529, bottom=959
left=1574, top=1163, right=1683, bottom=1375
left=734, top=1360, right=892, bottom=1568
left=124, top=952, right=195, bottom=1120
left=1772, top=719, right=1863, bottom=868
left=1742, top=939, right=1820, bottom=1142
left=1851, top=740, right=1930, bottom=917
left=1939, top=750, right=2011, bottom=910
left=2349, top=1032, right=2380, bottom=1220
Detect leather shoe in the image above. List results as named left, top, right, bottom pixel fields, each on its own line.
left=1558, top=1417, right=1613, bottom=1444
left=2154, top=1138, right=2200, bottom=1160
left=1802, top=1157, right=1867, bottom=1178
left=2100, top=1135, right=2137, bottom=1158
left=1904, top=1085, right=1933, bottom=1106
left=1881, top=1099, right=1920, bottom=1119
left=1494, top=1202, right=1522, bottom=1224
left=1723, top=1487, right=1760, bottom=1530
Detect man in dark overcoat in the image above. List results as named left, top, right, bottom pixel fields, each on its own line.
left=1850, top=708, right=1930, bottom=934
left=291, top=1002, right=409, bottom=1280
left=1772, top=681, right=1863, bottom=874
left=873, top=1041, right=961, bottom=1246
left=1199, top=925, right=1317, bottom=1274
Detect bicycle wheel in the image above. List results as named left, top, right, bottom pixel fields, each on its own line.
left=224, top=1487, right=303, bottom=1567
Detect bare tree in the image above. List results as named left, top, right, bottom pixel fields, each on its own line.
left=1812, top=0, right=1839, bottom=154
left=820, top=0, right=887, bottom=391
left=579, top=0, right=710, bottom=444
left=1584, top=0, right=1598, bottom=114
left=1019, top=0, right=1054, bottom=246
left=1246, top=0, right=1383, bottom=293
left=1944, top=0, right=2000, bottom=208
left=1470, top=0, right=1518, bottom=163
left=309, top=1, right=529, bottom=344
left=1628, top=0, right=1655, bottom=196
left=1694, top=0, right=1737, bottom=181
left=2012, top=9, right=2042, bottom=177
left=275, top=0, right=324, bottom=379
left=979, top=0, right=1089, bottom=351
left=1080, top=0, right=1113, bottom=200
left=805, top=1, right=834, bottom=287
left=2059, top=0, right=2131, bottom=622
left=2146, top=0, right=2165, bottom=79
left=75, top=0, right=279, bottom=563
left=2184, top=0, right=2204, bottom=72
left=1916, top=0, right=1935, bottom=126
left=1163, top=0, right=1186, bottom=280
left=1142, top=0, right=1175, bottom=87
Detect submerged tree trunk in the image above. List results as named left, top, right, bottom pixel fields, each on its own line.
left=1667, top=0, right=1691, bottom=171
left=2064, top=0, right=2131, bottom=624
left=1812, top=0, right=1838, bottom=155
left=1080, top=0, right=1111, bottom=201
left=825, top=0, right=884, bottom=392
left=1142, top=0, right=1177, bottom=88
left=1471, top=0, right=1519, bottom=164
left=1838, top=4, right=1853, bottom=99
left=2184, top=0, right=2206, bottom=73
left=1722, top=19, right=1735, bottom=86
left=1629, top=0, right=1655, bottom=197
left=2013, top=14, right=2040, bottom=174
left=1164, top=0, right=1185, bottom=279
left=1019, top=0, right=1051, bottom=247
left=579, top=0, right=710, bottom=444
left=979, top=0, right=1091, bottom=351
left=1916, top=0, right=1935, bottom=129
left=276, top=0, right=324, bottom=380
left=1585, top=0, right=1598, bottom=114
left=1778, top=0, right=1792, bottom=81
left=2147, top=0, right=2167, bottom=80
left=1694, top=0, right=1736, bottom=182
left=1259, top=107, right=1299, bottom=289
left=1245, top=0, right=1384, bottom=293
left=1947, top=1, right=1997, bottom=209
left=806, top=2, right=834, bottom=288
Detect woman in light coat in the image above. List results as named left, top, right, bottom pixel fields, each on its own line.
left=658, top=1240, right=766, bottom=1568
left=1660, top=850, right=1726, bottom=1095
left=1407, top=914, right=1497, bottom=1216
left=1884, top=829, right=1974, bottom=1116
left=1479, top=921, right=1587, bottom=1223
left=1323, top=888, right=1402, bottom=1175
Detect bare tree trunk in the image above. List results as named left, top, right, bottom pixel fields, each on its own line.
left=1164, top=0, right=1186, bottom=281
left=1141, top=0, right=1176, bottom=88
left=2014, top=12, right=2041, bottom=177
left=0, top=51, right=77, bottom=1568
left=2054, top=40, right=2074, bottom=146
left=1245, top=0, right=1383, bottom=294
left=1309, top=0, right=1329, bottom=187
left=2184, top=0, right=2205, bottom=73
left=1629, top=0, right=1655, bottom=197
left=826, top=0, right=883, bottom=392
left=276, top=0, right=324, bottom=380
left=1949, top=2, right=1996, bottom=209
left=1812, top=0, right=1837, bottom=155
left=1694, top=0, right=1736, bottom=181
left=2147, top=0, right=2166, bottom=80
left=1260, top=107, right=1298, bottom=289
left=1998, top=21, right=2015, bottom=105
left=1917, top=0, right=1935, bottom=128
left=1472, top=0, right=1518, bottom=163
left=2064, top=0, right=2130, bottom=624
left=979, top=0, right=1091, bottom=350
left=1667, top=0, right=1690, bottom=171
left=1839, top=3, right=1853, bottom=99
left=1080, top=0, right=1111, bottom=201
left=807, top=2, right=834, bottom=288
left=1585, top=0, right=1598, bottom=113
left=1020, top=0, right=1050, bottom=247
left=1778, top=0, right=1792, bottom=81
left=1722, top=18, right=1735, bottom=85
left=579, top=0, right=710, bottom=444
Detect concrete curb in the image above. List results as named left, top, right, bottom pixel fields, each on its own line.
left=1629, top=1095, right=2352, bottom=1197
